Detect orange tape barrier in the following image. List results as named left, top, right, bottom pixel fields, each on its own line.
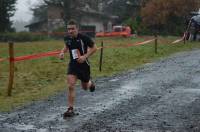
left=12, top=50, right=60, bottom=62
left=97, top=39, right=155, bottom=50
left=0, top=50, right=61, bottom=62
left=171, top=33, right=185, bottom=44
left=1, top=39, right=155, bottom=62
left=0, top=58, right=5, bottom=62
left=101, top=36, right=154, bottom=45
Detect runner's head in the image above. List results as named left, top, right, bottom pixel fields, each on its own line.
left=67, top=19, right=79, bottom=37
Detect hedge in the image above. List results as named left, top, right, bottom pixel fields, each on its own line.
left=0, top=32, right=49, bottom=42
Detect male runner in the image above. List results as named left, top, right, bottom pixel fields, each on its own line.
left=59, top=19, right=97, bottom=118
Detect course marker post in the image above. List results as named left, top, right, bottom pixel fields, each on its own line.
left=99, top=41, right=104, bottom=72
left=8, top=41, right=14, bottom=96
left=154, top=34, right=158, bottom=54
left=184, top=33, right=186, bottom=44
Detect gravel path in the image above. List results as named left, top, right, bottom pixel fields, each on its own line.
left=1, top=49, right=200, bottom=132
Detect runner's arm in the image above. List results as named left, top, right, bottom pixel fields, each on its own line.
left=60, top=45, right=68, bottom=53
left=84, top=44, right=97, bottom=58
left=59, top=45, right=68, bottom=59
left=77, top=44, right=97, bottom=63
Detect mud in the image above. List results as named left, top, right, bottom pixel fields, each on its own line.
left=1, top=49, right=200, bottom=132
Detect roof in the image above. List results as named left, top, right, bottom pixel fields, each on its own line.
left=25, top=19, right=47, bottom=28
left=76, top=8, right=118, bottom=20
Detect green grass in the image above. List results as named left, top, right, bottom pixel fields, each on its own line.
left=0, top=36, right=200, bottom=112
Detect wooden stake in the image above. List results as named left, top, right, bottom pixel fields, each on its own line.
left=8, top=42, right=14, bottom=96
left=99, top=41, right=104, bottom=72
left=155, top=34, right=158, bottom=54
left=184, top=33, right=186, bottom=44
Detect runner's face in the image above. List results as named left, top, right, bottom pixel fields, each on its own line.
left=67, top=25, right=78, bottom=37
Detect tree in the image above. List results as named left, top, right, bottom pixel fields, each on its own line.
left=141, top=0, right=200, bottom=35
left=31, top=0, right=103, bottom=25
left=102, top=0, right=150, bottom=23
left=0, top=0, right=17, bottom=32
left=124, top=16, right=142, bottom=34
left=31, top=4, right=48, bottom=22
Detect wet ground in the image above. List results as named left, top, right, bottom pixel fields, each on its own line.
left=1, top=49, right=200, bottom=132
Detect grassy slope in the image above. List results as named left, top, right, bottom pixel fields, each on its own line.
left=0, top=36, right=199, bottom=112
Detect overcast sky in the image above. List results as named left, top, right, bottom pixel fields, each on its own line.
left=12, top=0, right=41, bottom=22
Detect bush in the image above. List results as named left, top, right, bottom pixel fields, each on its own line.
left=0, top=32, right=49, bottom=42
left=123, top=16, right=142, bottom=34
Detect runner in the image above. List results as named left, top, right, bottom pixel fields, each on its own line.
left=59, top=19, right=97, bottom=118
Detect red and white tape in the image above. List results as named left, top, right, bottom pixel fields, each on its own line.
left=171, top=33, right=185, bottom=44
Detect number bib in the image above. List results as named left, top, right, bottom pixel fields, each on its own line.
left=71, top=49, right=80, bottom=59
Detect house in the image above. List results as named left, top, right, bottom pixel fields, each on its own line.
left=25, top=3, right=117, bottom=35
left=25, top=4, right=64, bottom=33
left=25, top=20, right=48, bottom=32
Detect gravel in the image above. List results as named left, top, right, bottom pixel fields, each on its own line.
left=1, top=49, right=200, bottom=132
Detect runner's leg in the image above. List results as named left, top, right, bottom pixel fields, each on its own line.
left=67, top=74, right=77, bottom=108
left=81, top=80, right=95, bottom=92
left=81, top=80, right=92, bottom=90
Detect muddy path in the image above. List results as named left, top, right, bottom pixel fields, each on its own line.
left=1, top=49, right=200, bottom=132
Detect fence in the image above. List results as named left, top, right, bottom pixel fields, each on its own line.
left=0, top=35, right=186, bottom=96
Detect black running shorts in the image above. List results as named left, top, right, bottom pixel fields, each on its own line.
left=67, top=63, right=90, bottom=83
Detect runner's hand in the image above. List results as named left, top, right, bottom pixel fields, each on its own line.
left=77, top=55, right=87, bottom=63
left=59, top=52, right=64, bottom=60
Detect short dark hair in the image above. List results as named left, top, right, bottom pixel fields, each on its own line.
left=67, top=19, right=78, bottom=26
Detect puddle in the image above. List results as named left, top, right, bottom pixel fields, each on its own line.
left=109, top=78, right=120, bottom=82
left=91, top=81, right=141, bottom=112
left=0, top=115, right=6, bottom=121
left=4, top=123, right=36, bottom=131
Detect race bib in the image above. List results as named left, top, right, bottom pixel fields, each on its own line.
left=71, top=49, right=80, bottom=59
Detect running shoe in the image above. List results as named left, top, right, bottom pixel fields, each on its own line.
left=89, top=81, right=95, bottom=92
left=63, top=107, right=75, bottom=118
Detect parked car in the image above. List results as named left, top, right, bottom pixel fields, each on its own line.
left=96, top=25, right=132, bottom=37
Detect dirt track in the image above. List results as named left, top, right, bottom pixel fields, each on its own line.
left=1, top=49, right=200, bottom=132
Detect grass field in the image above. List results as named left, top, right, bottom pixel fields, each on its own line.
left=0, top=36, right=200, bottom=112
